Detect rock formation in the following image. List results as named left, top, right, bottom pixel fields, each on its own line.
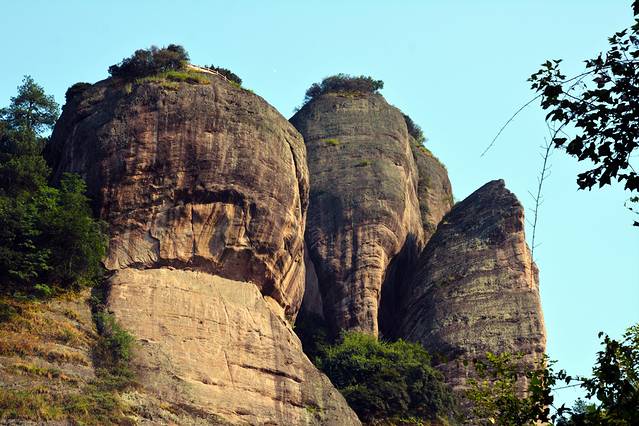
left=399, top=180, right=546, bottom=391
left=409, top=142, right=453, bottom=240
left=44, top=65, right=546, bottom=422
left=48, top=71, right=360, bottom=425
left=290, top=93, right=454, bottom=337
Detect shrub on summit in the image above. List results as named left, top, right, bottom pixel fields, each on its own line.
left=304, top=73, right=384, bottom=105
left=108, top=44, right=189, bottom=79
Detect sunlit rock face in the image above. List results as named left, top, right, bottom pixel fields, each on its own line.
left=291, top=93, right=454, bottom=337
left=48, top=75, right=309, bottom=317
left=399, top=180, right=547, bottom=392
left=48, top=74, right=360, bottom=425
left=291, top=92, right=424, bottom=336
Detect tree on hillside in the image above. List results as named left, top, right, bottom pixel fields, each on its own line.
left=0, top=76, right=106, bottom=295
left=0, top=75, right=58, bottom=155
left=528, top=2, right=639, bottom=224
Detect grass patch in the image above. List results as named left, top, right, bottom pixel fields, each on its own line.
left=0, top=290, right=138, bottom=424
left=0, top=387, right=135, bottom=425
left=322, top=138, right=341, bottom=146
left=137, top=69, right=210, bottom=88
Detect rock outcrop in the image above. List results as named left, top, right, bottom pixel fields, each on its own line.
left=109, top=268, right=359, bottom=425
left=48, top=74, right=309, bottom=318
left=399, top=180, right=546, bottom=391
left=409, top=142, right=453, bottom=240
left=48, top=72, right=360, bottom=424
left=290, top=93, right=425, bottom=336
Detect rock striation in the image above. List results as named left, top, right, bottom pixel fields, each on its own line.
left=290, top=93, right=425, bottom=336
left=399, top=180, right=546, bottom=391
left=48, top=74, right=309, bottom=317
left=409, top=142, right=453, bottom=240
left=48, top=72, right=360, bottom=425
left=108, top=268, right=359, bottom=425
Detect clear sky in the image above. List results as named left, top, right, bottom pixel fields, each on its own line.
left=2, top=0, right=637, bottom=409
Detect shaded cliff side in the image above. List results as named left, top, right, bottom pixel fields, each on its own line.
left=47, top=70, right=360, bottom=425
left=290, top=92, right=453, bottom=337
left=399, top=180, right=546, bottom=392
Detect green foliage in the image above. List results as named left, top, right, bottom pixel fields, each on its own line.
left=0, top=172, right=107, bottom=291
left=529, top=3, right=639, bottom=224
left=0, top=76, right=59, bottom=139
left=108, top=44, right=189, bottom=79
left=322, top=138, right=341, bottom=146
left=468, top=323, right=639, bottom=426
left=204, top=65, right=242, bottom=85
left=93, top=311, right=136, bottom=390
left=312, top=331, right=459, bottom=424
left=304, top=73, right=384, bottom=105
left=403, top=114, right=426, bottom=144
left=558, top=324, right=639, bottom=425
left=0, top=76, right=107, bottom=296
left=137, top=69, right=210, bottom=86
left=64, top=82, right=92, bottom=102
left=466, top=352, right=562, bottom=425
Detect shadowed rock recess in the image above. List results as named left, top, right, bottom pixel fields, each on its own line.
left=46, top=67, right=546, bottom=423
left=48, top=72, right=359, bottom=425
left=399, top=180, right=547, bottom=392
left=290, top=92, right=453, bottom=337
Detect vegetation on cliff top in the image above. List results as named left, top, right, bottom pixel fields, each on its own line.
left=403, top=113, right=426, bottom=144
left=108, top=44, right=190, bottom=79
left=303, top=73, right=384, bottom=105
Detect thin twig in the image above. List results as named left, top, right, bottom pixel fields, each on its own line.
left=480, top=94, right=541, bottom=157
left=529, top=123, right=564, bottom=266
left=480, top=69, right=596, bottom=158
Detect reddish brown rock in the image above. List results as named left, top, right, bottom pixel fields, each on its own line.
left=291, top=93, right=424, bottom=336
left=48, top=72, right=360, bottom=424
left=48, top=72, right=308, bottom=317
left=399, top=180, right=546, bottom=391
left=409, top=141, right=454, bottom=240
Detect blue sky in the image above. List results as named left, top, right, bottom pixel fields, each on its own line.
left=2, top=0, right=637, bottom=409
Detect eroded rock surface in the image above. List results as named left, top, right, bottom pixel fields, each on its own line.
left=48, top=74, right=359, bottom=424
left=400, top=180, right=546, bottom=391
left=409, top=142, right=453, bottom=240
left=48, top=75, right=308, bottom=317
left=291, top=93, right=424, bottom=335
left=108, top=268, right=359, bottom=425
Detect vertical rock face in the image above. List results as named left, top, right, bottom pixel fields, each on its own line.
left=399, top=180, right=546, bottom=391
left=290, top=93, right=425, bottom=335
left=48, top=76, right=309, bottom=317
left=48, top=74, right=360, bottom=425
left=409, top=142, right=454, bottom=240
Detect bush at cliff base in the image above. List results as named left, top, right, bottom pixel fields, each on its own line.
left=305, top=327, right=460, bottom=424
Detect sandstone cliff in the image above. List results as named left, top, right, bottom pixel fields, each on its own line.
left=409, top=142, right=453, bottom=240
left=48, top=71, right=359, bottom=425
left=399, top=180, right=547, bottom=392
left=290, top=93, right=453, bottom=337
